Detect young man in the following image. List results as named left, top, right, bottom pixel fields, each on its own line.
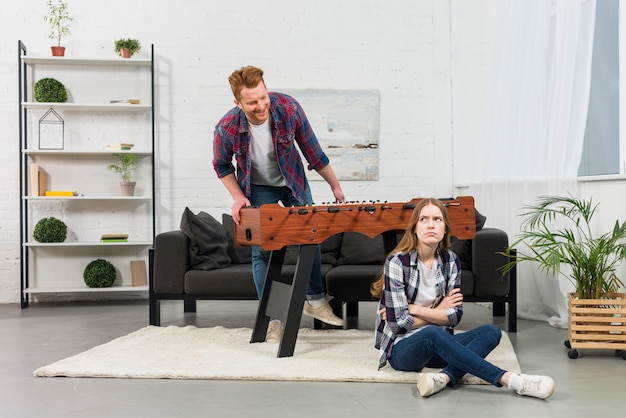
left=213, top=66, right=346, bottom=342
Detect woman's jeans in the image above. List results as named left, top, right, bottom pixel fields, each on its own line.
left=249, top=184, right=325, bottom=301
left=389, top=324, right=506, bottom=387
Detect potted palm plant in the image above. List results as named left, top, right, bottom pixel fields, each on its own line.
left=107, top=153, right=139, bottom=196
left=502, top=195, right=626, bottom=359
left=44, top=0, right=73, bottom=57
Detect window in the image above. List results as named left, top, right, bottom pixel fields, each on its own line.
left=578, top=0, right=619, bottom=176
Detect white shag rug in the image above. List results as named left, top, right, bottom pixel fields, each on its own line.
left=34, top=326, right=520, bottom=384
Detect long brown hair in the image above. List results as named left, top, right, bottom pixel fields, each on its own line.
left=370, top=198, right=452, bottom=298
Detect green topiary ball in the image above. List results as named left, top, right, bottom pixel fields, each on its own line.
left=33, top=217, right=67, bottom=243
left=83, top=259, right=117, bottom=288
left=33, top=77, right=68, bottom=103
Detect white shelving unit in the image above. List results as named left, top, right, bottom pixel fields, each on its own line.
left=18, top=41, right=156, bottom=306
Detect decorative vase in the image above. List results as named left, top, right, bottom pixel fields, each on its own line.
left=51, top=46, right=65, bottom=57
left=120, top=181, right=136, bottom=196
left=119, top=48, right=131, bottom=58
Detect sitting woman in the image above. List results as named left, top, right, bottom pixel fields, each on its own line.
left=371, top=198, right=554, bottom=399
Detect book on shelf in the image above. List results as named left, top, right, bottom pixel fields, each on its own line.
left=130, top=260, right=148, bottom=286
left=110, top=99, right=141, bottom=104
left=28, top=163, right=48, bottom=196
left=101, top=233, right=129, bottom=242
left=44, top=190, right=75, bottom=196
left=104, top=143, right=134, bottom=150
left=38, top=169, right=48, bottom=196
left=29, top=163, right=39, bottom=196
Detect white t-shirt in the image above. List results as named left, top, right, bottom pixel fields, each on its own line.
left=249, top=118, right=286, bottom=187
left=394, top=259, right=438, bottom=344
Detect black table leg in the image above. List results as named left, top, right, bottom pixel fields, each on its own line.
left=250, top=247, right=286, bottom=343
left=250, top=245, right=317, bottom=357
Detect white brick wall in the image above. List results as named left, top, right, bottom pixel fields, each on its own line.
left=0, top=0, right=480, bottom=303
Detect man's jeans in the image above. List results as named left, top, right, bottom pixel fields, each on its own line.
left=249, top=184, right=325, bottom=300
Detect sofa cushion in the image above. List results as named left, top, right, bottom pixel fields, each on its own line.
left=222, top=214, right=253, bottom=264
left=183, top=263, right=335, bottom=296
left=325, top=265, right=382, bottom=300
left=337, top=232, right=385, bottom=265
left=184, top=265, right=257, bottom=298
left=180, top=208, right=231, bottom=270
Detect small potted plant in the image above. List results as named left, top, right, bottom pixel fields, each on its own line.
left=44, top=0, right=74, bottom=57
left=33, top=216, right=67, bottom=243
left=107, top=153, right=139, bottom=196
left=83, top=259, right=117, bottom=288
left=33, top=77, right=68, bottom=103
left=114, top=38, right=141, bottom=58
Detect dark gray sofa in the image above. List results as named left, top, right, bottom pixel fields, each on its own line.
left=149, top=214, right=517, bottom=331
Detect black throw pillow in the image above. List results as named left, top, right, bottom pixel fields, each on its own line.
left=180, top=207, right=231, bottom=270
left=451, top=209, right=487, bottom=271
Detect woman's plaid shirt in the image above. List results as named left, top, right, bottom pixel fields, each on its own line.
left=375, top=249, right=463, bottom=369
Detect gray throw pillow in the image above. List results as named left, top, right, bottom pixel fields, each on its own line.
left=180, top=208, right=231, bottom=270
left=221, top=214, right=252, bottom=264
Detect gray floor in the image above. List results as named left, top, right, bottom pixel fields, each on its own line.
left=1, top=300, right=623, bottom=418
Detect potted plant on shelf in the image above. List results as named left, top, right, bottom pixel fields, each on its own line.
left=33, top=217, right=67, bottom=243
left=33, top=77, right=68, bottom=103
left=107, top=153, right=139, bottom=196
left=501, top=195, right=626, bottom=359
left=114, top=38, right=141, bottom=58
left=44, top=0, right=74, bottom=57
left=83, top=259, right=117, bottom=288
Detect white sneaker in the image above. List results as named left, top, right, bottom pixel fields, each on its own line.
left=515, top=374, right=555, bottom=399
left=416, top=373, right=448, bottom=397
left=303, top=300, right=344, bottom=327
left=265, top=322, right=283, bottom=343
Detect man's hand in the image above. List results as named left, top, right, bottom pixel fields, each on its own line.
left=332, top=185, right=346, bottom=204
left=231, top=196, right=251, bottom=224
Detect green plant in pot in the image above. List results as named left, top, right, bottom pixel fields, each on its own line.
left=501, top=195, right=626, bottom=299
left=107, top=153, right=139, bottom=196
left=33, top=216, right=67, bottom=243
left=114, top=38, right=141, bottom=58
left=34, top=77, right=68, bottom=103
left=83, top=259, right=117, bottom=288
left=44, top=0, right=73, bottom=57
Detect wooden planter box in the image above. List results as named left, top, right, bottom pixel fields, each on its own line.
left=567, top=292, right=626, bottom=358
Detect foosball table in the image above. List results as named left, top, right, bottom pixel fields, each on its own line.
left=236, top=196, right=476, bottom=357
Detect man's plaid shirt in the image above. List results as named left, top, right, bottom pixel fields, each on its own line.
left=213, top=92, right=329, bottom=201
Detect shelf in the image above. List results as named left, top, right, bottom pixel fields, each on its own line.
left=23, top=285, right=148, bottom=294
left=24, top=241, right=153, bottom=247
left=19, top=41, right=156, bottom=308
left=24, top=196, right=152, bottom=201
left=23, top=150, right=152, bottom=156
left=22, top=56, right=152, bottom=67
left=23, top=102, right=151, bottom=112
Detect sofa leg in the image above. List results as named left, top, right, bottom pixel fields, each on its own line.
left=149, top=297, right=160, bottom=326
left=508, top=265, right=517, bottom=332
left=184, top=299, right=197, bottom=313
left=493, top=302, right=505, bottom=316
left=344, top=301, right=359, bottom=329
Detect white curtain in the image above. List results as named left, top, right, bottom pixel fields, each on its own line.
left=453, top=0, right=597, bottom=327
